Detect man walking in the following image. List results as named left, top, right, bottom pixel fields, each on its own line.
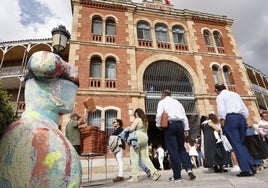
left=155, top=90, right=196, bottom=182
left=215, top=83, right=255, bottom=176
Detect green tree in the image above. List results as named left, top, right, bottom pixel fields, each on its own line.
left=0, top=81, right=15, bottom=136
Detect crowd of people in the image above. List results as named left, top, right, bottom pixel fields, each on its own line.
left=65, top=86, right=268, bottom=184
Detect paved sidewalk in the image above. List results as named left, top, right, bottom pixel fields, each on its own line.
left=81, top=167, right=268, bottom=188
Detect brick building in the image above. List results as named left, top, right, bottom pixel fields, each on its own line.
left=0, top=0, right=267, bottom=158
left=68, top=0, right=260, bottom=146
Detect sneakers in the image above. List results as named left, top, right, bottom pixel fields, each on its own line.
left=169, top=177, right=182, bottom=182
left=113, top=176, right=124, bottom=182
left=153, top=171, right=161, bottom=181
left=127, top=177, right=138, bottom=183
left=230, top=165, right=240, bottom=172
left=188, top=172, right=196, bottom=180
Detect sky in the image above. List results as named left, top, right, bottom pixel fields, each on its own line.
left=0, top=0, right=267, bottom=75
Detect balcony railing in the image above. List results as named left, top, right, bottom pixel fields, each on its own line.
left=90, top=78, right=102, bottom=88
left=138, top=39, right=153, bottom=47
left=105, top=79, right=116, bottom=88
left=175, top=43, right=188, bottom=51
left=0, top=66, right=25, bottom=77
left=207, top=46, right=215, bottom=53
left=105, top=35, right=115, bottom=43
left=217, top=47, right=225, bottom=54
left=92, top=34, right=102, bottom=42
left=251, top=83, right=268, bottom=95
left=227, top=85, right=236, bottom=92
left=157, top=42, right=171, bottom=49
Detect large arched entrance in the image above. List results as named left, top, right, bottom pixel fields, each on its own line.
left=143, top=60, right=198, bottom=151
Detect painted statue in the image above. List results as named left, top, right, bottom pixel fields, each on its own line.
left=0, top=51, right=82, bottom=187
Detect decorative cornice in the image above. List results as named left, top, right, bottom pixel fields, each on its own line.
left=191, top=16, right=227, bottom=26
left=80, top=0, right=128, bottom=11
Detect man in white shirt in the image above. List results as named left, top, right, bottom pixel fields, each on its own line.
left=155, top=90, right=196, bottom=182
left=215, top=83, right=255, bottom=177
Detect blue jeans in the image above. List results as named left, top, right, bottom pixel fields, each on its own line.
left=163, top=121, right=192, bottom=179
left=223, top=113, right=254, bottom=173
left=139, top=159, right=149, bottom=173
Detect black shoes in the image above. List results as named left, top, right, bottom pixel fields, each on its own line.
left=113, top=176, right=124, bottom=182
left=188, top=172, right=196, bottom=180
left=236, top=172, right=254, bottom=177
left=214, top=166, right=228, bottom=173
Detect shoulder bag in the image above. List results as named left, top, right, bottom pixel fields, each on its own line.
left=161, top=111, right=169, bottom=128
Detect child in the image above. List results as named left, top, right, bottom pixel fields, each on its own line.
left=188, top=139, right=198, bottom=168
left=201, top=118, right=222, bottom=144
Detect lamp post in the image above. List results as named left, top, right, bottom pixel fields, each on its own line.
left=51, top=25, right=71, bottom=56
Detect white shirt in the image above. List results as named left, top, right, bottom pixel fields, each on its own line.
left=257, top=119, right=268, bottom=136
left=216, top=89, right=249, bottom=120
left=157, top=147, right=165, bottom=157
left=155, top=96, right=189, bottom=130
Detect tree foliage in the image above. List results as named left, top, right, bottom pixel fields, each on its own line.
left=0, top=81, right=15, bottom=136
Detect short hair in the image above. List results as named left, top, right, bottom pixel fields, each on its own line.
left=162, top=90, right=171, bottom=97
left=260, top=111, right=268, bottom=118
left=215, top=83, right=226, bottom=92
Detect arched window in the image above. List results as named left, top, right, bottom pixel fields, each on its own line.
left=223, top=65, right=233, bottom=85
left=143, top=61, right=197, bottom=117
left=155, top=23, right=169, bottom=42
left=137, top=21, right=151, bottom=40
left=203, top=30, right=212, bottom=46
left=105, top=57, right=116, bottom=79
left=212, top=65, right=221, bottom=84
left=105, top=18, right=116, bottom=35
left=143, top=60, right=193, bottom=94
left=213, top=31, right=223, bottom=47
left=88, top=109, right=101, bottom=128
left=92, top=16, right=102, bottom=34
left=172, top=25, right=186, bottom=44
left=105, top=109, right=118, bottom=139
left=90, top=56, right=102, bottom=78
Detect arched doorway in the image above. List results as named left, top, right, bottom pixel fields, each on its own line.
left=143, top=60, right=198, bottom=150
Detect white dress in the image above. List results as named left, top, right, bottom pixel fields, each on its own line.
left=189, top=145, right=198, bottom=156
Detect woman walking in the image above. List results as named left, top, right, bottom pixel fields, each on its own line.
left=128, top=108, right=161, bottom=183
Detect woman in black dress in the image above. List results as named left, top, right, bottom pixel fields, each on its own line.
left=200, top=114, right=231, bottom=172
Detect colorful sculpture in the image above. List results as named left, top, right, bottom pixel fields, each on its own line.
left=0, top=51, right=82, bottom=188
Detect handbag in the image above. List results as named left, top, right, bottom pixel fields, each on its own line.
left=108, top=135, right=121, bottom=154
left=244, top=134, right=268, bottom=159
left=160, top=111, right=169, bottom=128
left=221, top=135, right=233, bottom=152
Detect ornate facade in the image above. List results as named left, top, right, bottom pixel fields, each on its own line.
left=1, top=0, right=267, bottom=154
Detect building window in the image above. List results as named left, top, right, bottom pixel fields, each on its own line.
left=90, top=56, right=102, bottom=78
left=223, top=65, right=233, bottom=85
left=143, top=60, right=193, bottom=94
left=92, top=16, right=102, bottom=34
left=105, top=109, right=118, bottom=140
left=213, top=31, right=223, bottom=47
left=212, top=65, right=221, bottom=84
left=105, top=18, right=116, bottom=35
left=137, top=21, right=151, bottom=40
left=203, top=30, right=212, bottom=46
left=105, top=57, right=116, bottom=79
left=137, top=21, right=153, bottom=47
left=155, top=23, right=169, bottom=42
left=172, top=25, right=186, bottom=44
left=88, top=109, right=101, bottom=128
